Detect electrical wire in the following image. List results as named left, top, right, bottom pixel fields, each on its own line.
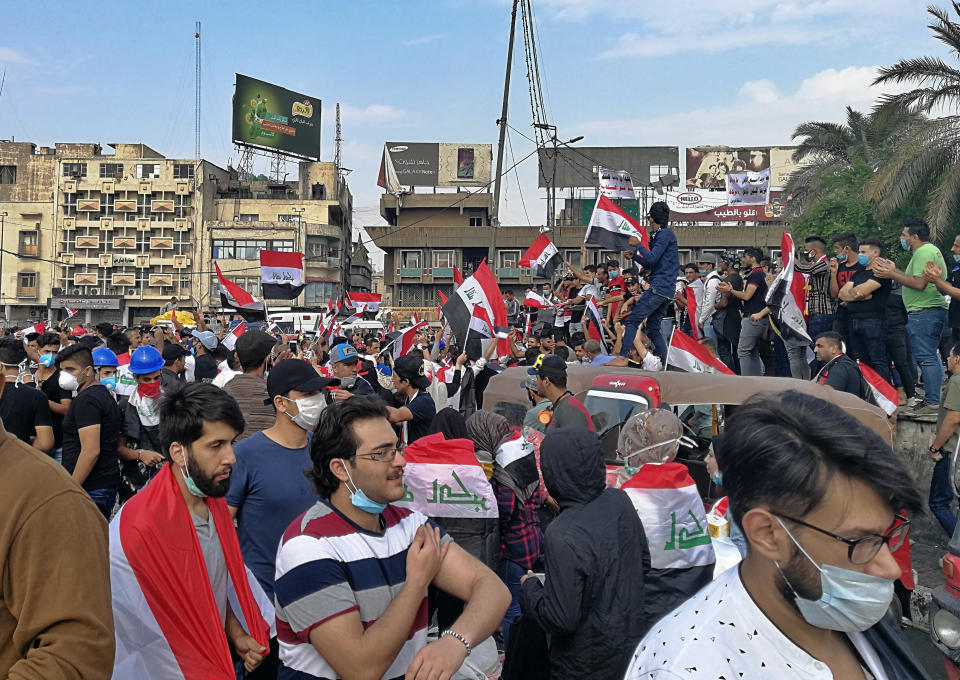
left=505, top=127, right=532, bottom=225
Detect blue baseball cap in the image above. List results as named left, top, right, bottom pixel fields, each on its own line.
left=331, top=343, right=360, bottom=364
left=191, top=330, right=218, bottom=350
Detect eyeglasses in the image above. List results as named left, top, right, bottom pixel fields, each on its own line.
left=354, top=444, right=404, bottom=464
left=776, top=512, right=910, bottom=565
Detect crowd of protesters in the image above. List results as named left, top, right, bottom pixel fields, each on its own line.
left=0, top=203, right=948, bottom=680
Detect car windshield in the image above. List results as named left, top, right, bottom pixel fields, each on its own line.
left=583, top=392, right=650, bottom=437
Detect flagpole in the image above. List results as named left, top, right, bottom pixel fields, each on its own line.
left=663, top=325, right=676, bottom=372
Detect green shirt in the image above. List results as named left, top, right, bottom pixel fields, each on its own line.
left=937, top=372, right=960, bottom=453
left=903, top=242, right=948, bottom=312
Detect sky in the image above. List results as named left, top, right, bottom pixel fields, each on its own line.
left=0, top=0, right=948, bottom=268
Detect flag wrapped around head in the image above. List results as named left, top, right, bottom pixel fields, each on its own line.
left=217, top=263, right=265, bottom=321
left=519, top=233, right=563, bottom=279
left=666, top=329, right=733, bottom=375
left=585, top=195, right=648, bottom=250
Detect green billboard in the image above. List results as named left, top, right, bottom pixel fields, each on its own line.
left=232, top=74, right=321, bottom=160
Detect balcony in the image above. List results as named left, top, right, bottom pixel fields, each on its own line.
left=400, top=267, right=422, bottom=277
left=433, top=267, right=454, bottom=278
left=18, top=243, right=38, bottom=257
left=498, top=267, right=522, bottom=278
left=17, top=286, right=37, bottom=299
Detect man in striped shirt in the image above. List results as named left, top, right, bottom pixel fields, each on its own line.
left=274, top=396, right=510, bottom=680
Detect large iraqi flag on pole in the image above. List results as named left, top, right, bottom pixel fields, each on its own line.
left=393, top=433, right=498, bottom=519
left=666, top=329, right=734, bottom=375
left=441, top=260, right=509, bottom=352
left=216, top=263, right=266, bottom=321
left=347, top=292, right=382, bottom=314
left=519, top=233, right=563, bottom=279
left=260, top=251, right=305, bottom=300
left=584, top=195, right=648, bottom=250
left=109, top=464, right=271, bottom=678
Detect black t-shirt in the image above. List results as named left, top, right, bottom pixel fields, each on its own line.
left=834, top=262, right=861, bottom=320
left=817, top=355, right=862, bottom=397
left=404, top=391, right=436, bottom=444
left=61, top=384, right=121, bottom=491
left=847, top=267, right=891, bottom=319
left=37, top=368, right=70, bottom=448
left=741, top=268, right=768, bottom=315
left=194, top=353, right=218, bottom=382
left=0, top=382, right=53, bottom=449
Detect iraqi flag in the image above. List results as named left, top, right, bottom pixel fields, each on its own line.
left=221, top=322, right=245, bottom=351
left=15, top=321, right=45, bottom=339
left=859, top=361, right=898, bottom=416
left=468, top=304, right=494, bottom=340
left=666, top=329, right=734, bottom=375
left=441, top=261, right=509, bottom=350
left=216, top=263, right=265, bottom=321
left=584, top=195, right=648, bottom=251
left=583, top=298, right=609, bottom=350
left=393, top=433, right=498, bottom=519
left=765, top=232, right=810, bottom=343
left=519, top=233, right=563, bottom=279
left=109, top=464, right=271, bottom=678
left=260, top=251, right=305, bottom=300
left=523, top=290, right=555, bottom=309
left=685, top=285, right=699, bottom=340
left=348, top=292, right=381, bottom=314
left=621, top=462, right=716, bottom=570
left=386, top=320, right=428, bottom=358
left=453, top=266, right=464, bottom=286
left=60, top=306, right=78, bottom=321
left=495, top=431, right=541, bottom=502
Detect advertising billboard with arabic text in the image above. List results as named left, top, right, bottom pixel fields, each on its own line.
left=232, top=74, right=322, bottom=160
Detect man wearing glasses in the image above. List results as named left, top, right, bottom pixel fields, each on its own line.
left=273, top=396, right=510, bottom=680
left=625, top=390, right=930, bottom=680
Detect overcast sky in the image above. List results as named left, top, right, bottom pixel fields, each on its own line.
left=0, top=0, right=944, bottom=268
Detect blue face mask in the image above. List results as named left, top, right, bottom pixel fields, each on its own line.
left=180, top=445, right=208, bottom=498
left=836, top=252, right=848, bottom=262
left=699, top=269, right=708, bottom=276
left=100, top=376, right=117, bottom=392
left=340, top=458, right=387, bottom=514
left=857, top=253, right=869, bottom=266
left=711, top=470, right=723, bottom=486
left=38, top=353, right=56, bottom=367
left=900, top=238, right=910, bottom=251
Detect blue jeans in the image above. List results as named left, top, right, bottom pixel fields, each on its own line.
left=88, top=488, right=117, bottom=521
left=703, top=321, right=719, bottom=347
left=907, top=307, right=948, bottom=405
left=930, top=455, right=957, bottom=537
left=807, top=313, right=835, bottom=343
left=622, top=289, right=672, bottom=361
left=849, top=316, right=891, bottom=383
left=498, top=559, right=525, bottom=650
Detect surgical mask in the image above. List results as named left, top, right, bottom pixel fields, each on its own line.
left=857, top=253, right=869, bottom=266
left=900, top=238, right=910, bottom=251
left=699, top=269, right=708, bottom=276
left=339, top=375, right=357, bottom=389
left=836, top=252, right=848, bottom=262
left=712, top=470, right=723, bottom=486
left=775, top=518, right=894, bottom=632
left=609, top=269, right=619, bottom=278
left=39, top=353, right=56, bottom=367
left=100, top=376, right=118, bottom=392
left=180, top=445, right=207, bottom=498
left=340, top=458, right=387, bottom=514
left=59, top=370, right=81, bottom=392
left=283, top=393, right=327, bottom=431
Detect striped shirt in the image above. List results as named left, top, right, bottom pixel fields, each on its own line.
left=274, top=500, right=448, bottom=680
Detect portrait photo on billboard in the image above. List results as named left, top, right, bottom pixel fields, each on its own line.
left=232, top=73, right=322, bottom=160
left=457, top=148, right=475, bottom=179
left=685, top=147, right=770, bottom=190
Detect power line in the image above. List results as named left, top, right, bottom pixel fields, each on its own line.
left=505, top=127, right=532, bottom=225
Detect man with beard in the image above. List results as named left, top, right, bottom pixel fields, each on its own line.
left=625, top=391, right=929, bottom=680
left=109, top=383, right=271, bottom=678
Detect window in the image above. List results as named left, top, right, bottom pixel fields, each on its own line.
left=18, top=231, right=38, bottom=256
left=63, top=192, right=77, bottom=216
left=100, top=163, right=124, bottom=179
left=565, top=249, right=582, bottom=268
left=212, top=240, right=235, bottom=259
left=238, top=214, right=259, bottom=222
left=305, top=281, right=337, bottom=304
left=100, top=193, right=115, bottom=217
left=401, top=250, right=421, bottom=268
left=649, top=165, right=670, bottom=184
left=272, top=240, right=295, bottom=252
left=18, top=272, right=37, bottom=291
left=63, top=162, right=87, bottom=178
left=433, top=250, right=455, bottom=268
left=307, top=239, right=327, bottom=258
left=277, top=214, right=300, bottom=222
left=136, top=164, right=160, bottom=179
left=467, top=209, right=484, bottom=227
left=174, top=194, right=191, bottom=218
left=0, top=165, right=16, bottom=184
left=235, top=240, right=267, bottom=259
left=138, top=192, right=153, bottom=218
left=212, top=239, right=291, bottom=260
left=498, top=250, right=520, bottom=269
left=173, top=163, right=194, bottom=179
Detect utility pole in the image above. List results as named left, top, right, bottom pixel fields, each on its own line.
left=489, top=0, right=519, bottom=266
left=0, top=212, right=6, bottom=312
left=195, top=22, right=201, bottom=160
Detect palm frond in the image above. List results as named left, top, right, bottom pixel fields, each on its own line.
left=926, top=154, right=960, bottom=241
left=874, top=56, right=960, bottom=89
left=927, top=3, right=960, bottom=56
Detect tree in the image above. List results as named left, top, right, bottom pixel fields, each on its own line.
left=867, top=2, right=960, bottom=243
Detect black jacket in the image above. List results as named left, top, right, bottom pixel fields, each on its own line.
left=520, top=428, right=650, bottom=680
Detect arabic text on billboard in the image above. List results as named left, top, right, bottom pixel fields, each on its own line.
left=685, top=147, right=770, bottom=191
left=385, top=143, right=492, bottom=187
left=232, top=74, right=322, bottom=160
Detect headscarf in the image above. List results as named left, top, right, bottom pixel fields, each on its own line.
left=466, top=410, right=523, bottom=494
left=429, top=407, right=469, bottom=440
left=617, top=408, right=683, bottom=474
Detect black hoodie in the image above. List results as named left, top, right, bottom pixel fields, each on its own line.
left=520, top=427, right=650, bottom=680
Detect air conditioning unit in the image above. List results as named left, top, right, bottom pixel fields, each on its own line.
left=29, top=310, right=38, bottom=317
left=62, top=218, right=75, bottom=231
left=126, top=288, right=137, bottom=296
left=89, top=288, right=100, bottom=296
left=71, top=288, right=82, bottom=295
left=52, top=287, right=63, bottom=296
left=61, top=253, right=75, bottom=265
left=137, top=218, right=152, bottom=231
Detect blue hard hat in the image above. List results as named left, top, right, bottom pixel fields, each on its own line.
left=91, top=347, right=119, bottom=367
left=129, top=345, right=164, bottom=375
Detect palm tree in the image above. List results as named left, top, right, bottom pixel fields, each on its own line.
left=866, top=2, right=960, bottom=240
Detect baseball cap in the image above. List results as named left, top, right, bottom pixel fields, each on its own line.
left=161, top=343, right=188, bottom=362
left=527, top=353, right=567, bottom=378
left=191, top=329, right=218, bottom=350
left=331, top=343, right=360, bottom=364
left=394, top=354, right=430, bottom=389
left=266, top=358, right=340, bottom=402
left=523, top=374, right=539, bottom=393
left=698, top=253, right=717, bottom=265
left=624, top=276, right=639, bottom=286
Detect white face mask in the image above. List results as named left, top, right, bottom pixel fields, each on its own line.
left=59, top=370, right=81, bottom=392
left=283, top=393, right=327, bottom=431
left=339, top=375, right=357, bottom=389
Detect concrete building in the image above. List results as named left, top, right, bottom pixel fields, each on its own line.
left=349, top=240, right=372, bottom=292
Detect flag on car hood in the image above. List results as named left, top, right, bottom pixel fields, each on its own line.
left=217, top=263, right=265, bottom=321
left=584, top=195, right=648, bottom=251
left=666, top=329, right=734, bottom=375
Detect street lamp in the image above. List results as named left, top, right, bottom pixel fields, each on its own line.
left=532, top=125, right=584, bottom=228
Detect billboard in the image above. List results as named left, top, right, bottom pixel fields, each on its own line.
left=379, top=143, right=492, bottom=188
left=232, top=74, right=321, bottom=160
left=538, top=146, right=679, bottom=189
left=685, top=147, right=770, bottom=191
left=769, top=146, right=807, bottom=188
left=664, top=190, right=785, bottom=222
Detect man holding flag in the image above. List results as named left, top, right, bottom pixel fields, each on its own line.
left=617, top=201, right=679, bottom=362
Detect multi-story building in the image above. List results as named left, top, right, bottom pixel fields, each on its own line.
left=349, top=240, right=372, bottom=292
left=0, top=140, right=355, bottom=326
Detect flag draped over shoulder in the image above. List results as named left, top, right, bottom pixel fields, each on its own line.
left=217, top=263, right=265, bottom=321
left=110, top=464, right=270, bottom=679
left=393, top=433, right=498, bottom=519
left=666, top=329, right=734, bottom=375
left=495, top=431, right=540, bottom=503
left=765, top=232, right=809, bottom=343
left=584, top=195, right=648, bottom=250
left=519, top=233, right=563, bottom=279
left=260, top=251, right=305, bottom=300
